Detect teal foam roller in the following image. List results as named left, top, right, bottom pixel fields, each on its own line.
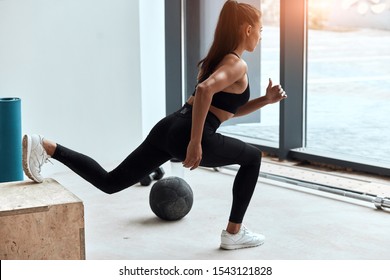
left=0, top=97, right=23, bottom=182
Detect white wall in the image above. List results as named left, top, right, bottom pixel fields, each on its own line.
left=139, top=0, right=166, bottom=137
left=0, top=0, right=165, bottom=176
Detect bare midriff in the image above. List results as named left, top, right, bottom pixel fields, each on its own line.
left=186, top=96, right=234, bottom=123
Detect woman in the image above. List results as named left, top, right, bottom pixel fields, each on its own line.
left=23, top=0, right=286, bottom=250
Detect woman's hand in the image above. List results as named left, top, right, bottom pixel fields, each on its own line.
left=265, top=78, right=287, bottom=104
left=182, top=141, right=202, bottom=170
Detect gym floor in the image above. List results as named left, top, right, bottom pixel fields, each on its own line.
left=51, top=157, right=390, bottom=260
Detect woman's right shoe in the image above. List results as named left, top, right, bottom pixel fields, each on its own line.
left=220, top=225, right=265, bottom=250
left=22, top=134, right=50, bottom=183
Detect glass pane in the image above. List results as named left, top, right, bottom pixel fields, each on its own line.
left=306, top=0, right=390, bottom=164
left=218, top=0, right=280, bottom=146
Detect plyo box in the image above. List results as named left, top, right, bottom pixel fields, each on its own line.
left=0, top=178, right=85, bottom=259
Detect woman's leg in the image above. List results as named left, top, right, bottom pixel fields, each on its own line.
left=24, top=134, right=171, bottom=194
left=200, top=135, right=262, bottom=225
left=164, top=109, right=262, bottom=231
left=51, top=140, right=171, bottom=194
left=24, top=114, right=178, bottom=193
left=199, top=134, right=264, bottom=249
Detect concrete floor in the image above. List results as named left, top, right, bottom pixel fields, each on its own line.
left=50, top=160, right=390, bottom=260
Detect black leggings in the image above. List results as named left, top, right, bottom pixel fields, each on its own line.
left=53, top=103, right=262, bottom=223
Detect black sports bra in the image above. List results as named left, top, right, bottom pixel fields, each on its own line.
left=192, top=79, right=250, bottom=114
left=192, top=53, right=250, bottom=114
left=212, top=84, right=250, bottom=114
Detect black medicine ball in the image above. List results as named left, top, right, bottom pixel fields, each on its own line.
left=149, top=176, right=193, bottom=221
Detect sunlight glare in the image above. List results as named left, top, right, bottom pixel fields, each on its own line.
left=342, top=0, right=359, bottom=10
left=371, top=3, right=387, bottom=13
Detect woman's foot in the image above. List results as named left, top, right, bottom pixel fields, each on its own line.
left=220, top=225, right=265, bottom=250
left=22, top=134, right=51, bottom=183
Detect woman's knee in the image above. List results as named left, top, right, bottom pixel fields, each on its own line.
left=94, top=181, right=119, bottom=194
left=92, top=175, right=128, bottom=195
left=244, top=145, right=262, bottom=166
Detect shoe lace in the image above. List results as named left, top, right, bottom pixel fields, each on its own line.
left=241, top=225, right=249, bottom=233
left=36, top=150, right=53, bottom=173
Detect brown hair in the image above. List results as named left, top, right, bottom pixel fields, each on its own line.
left=197, top=0, right=261, bottom=82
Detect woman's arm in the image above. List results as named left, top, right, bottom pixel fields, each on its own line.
left=234, top=78, right=287, bottom=117
left=182, top=57, right=247, bottom=170
left=233, top=96, right=271, bottom=117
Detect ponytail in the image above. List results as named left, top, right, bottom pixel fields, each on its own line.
left=197, top=1, right=261, bottom=82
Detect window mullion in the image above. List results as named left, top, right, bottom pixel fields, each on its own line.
left=279, top=0, right=307, bottom=159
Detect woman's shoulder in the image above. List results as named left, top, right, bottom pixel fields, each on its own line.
left=220, top=53, right=248, bottom=76
left=197, top=53, right=247, bottom=82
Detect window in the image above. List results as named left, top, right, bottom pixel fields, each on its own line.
left=306, top=0, right=390, bottom=164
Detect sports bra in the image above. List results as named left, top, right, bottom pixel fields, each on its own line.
left=192, top=53, right=250, bottom=114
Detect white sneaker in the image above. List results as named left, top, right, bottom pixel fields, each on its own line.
left=220, top=225, right=265, bottom=250
left=22, top=134, right=50, bottom=183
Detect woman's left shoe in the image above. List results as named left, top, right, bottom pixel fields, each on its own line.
left=22, top=134, right=50, bottom=183
left=220, top=225, right=265, bottom=250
